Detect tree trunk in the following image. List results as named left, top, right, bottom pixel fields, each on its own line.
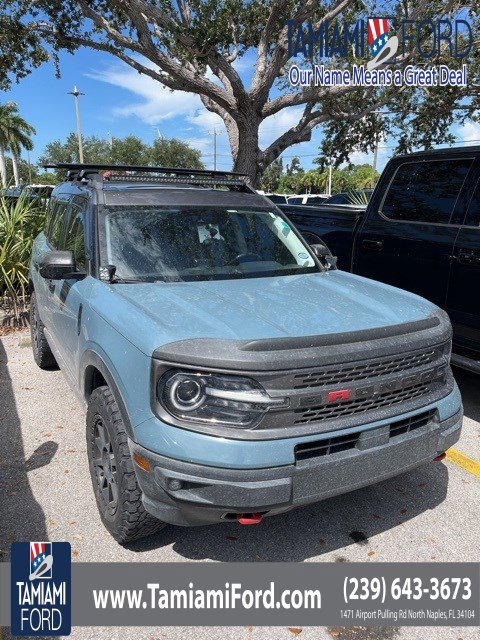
left=12, top=150, right=20, bottom=187
left=0, top=146, right=7, bottom=188
left=231, top=121, right=262, bottom=187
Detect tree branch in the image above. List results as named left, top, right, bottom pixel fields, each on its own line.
left=263, top=82, right=361, bottom=118
left=251, top=0, right=351, bottom=103
left=261, top=103, right=328, bottom=167
left=125, top=0, right=247, bottom=103
left=261, top=85, right=398, bottom=167
left=75, top=0, right=239, bottom=115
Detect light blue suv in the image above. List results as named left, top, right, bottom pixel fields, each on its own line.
left=29, top=164, right=463, bottom=543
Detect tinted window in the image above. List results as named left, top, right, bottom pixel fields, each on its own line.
left=266, top=195, right=287, bottom=204
left=464, top=178, right=480, bottom=227
left=65, top=203, right=86, bottom=270
left=288, top=197, right=302, bottom=205
left=327, top=194, right=349, bottom=204
left=48, top=199, right=68, bottom=248
left=382, top=159, right=471, bottom=224
left=306, top=197, right=327, bottom=205
left=44, top=197, right=56, bottom=235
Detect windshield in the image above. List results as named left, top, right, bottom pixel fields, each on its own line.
left=99, top=206, right=318, bottom=282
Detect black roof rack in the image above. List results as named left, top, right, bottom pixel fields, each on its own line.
left=43, top=163, right=252, bottom=191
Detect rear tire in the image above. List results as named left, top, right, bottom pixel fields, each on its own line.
left=86, top=386, right=166, bottom=544
left=30, top=291, right=57, bottom=369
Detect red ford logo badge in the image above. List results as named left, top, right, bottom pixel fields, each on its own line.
left=326, top=389, right=351, bottom=403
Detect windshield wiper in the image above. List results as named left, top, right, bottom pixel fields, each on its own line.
left=110, top=276, right=144, bottom=284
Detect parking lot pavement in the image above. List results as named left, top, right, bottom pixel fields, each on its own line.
left=1, top=330, right=479, bottom=640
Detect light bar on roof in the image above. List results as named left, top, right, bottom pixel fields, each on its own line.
left=104, top=174, right=249, bottom=187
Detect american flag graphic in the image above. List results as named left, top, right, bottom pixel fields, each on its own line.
left=368, top=18, right=390, bottom=57
left=30, top=542, right=52, bottom=579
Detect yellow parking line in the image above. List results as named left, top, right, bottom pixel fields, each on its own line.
left=446, top=448, right=480, bottom=478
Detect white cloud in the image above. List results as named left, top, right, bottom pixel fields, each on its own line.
left=86, top=63, right=202, bottom=124
left=187, top=109, right=224, bottom=131
left=457, top=121, right=480, bottom=144
left=259, top=107, right=305, bottom=148
left=86, top=61, right=232, bottom=163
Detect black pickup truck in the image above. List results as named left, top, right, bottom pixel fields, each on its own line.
left=279, top=146, right=480, bottom=372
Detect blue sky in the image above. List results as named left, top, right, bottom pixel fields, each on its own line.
left=2, top=45, right=479, bottom=175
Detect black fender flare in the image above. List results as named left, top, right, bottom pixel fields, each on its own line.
left=81, top=350, right=136, bottom=441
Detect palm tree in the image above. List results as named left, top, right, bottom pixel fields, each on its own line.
left=0, top=103, right=35, bottom=187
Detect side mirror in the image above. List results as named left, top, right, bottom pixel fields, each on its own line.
left=311, top=243, right=330, bottom=259
left=311, top=243, right=338, bottom=270
left=38, top=251, right=77, bottom=280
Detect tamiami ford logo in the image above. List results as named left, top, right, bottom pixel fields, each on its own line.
left=11, top=542, right=71, bottom=636
left=366, top=18, right=398, bottom=70
left=286, top=16, right=471, bottom=88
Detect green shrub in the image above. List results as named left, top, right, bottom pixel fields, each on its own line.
left=346, top=190, right=370, bottom=206
left=0, top=192, right=46, bottom=320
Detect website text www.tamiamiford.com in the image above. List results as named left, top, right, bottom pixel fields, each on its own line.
left=92, top=582, right=321, bottom=611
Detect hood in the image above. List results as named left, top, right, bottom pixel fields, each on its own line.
left=90, top=271, right=438, bottom=357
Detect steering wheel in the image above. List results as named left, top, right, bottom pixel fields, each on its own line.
left=230, top=252, right=262, bottom=265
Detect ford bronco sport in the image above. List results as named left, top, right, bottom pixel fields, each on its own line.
left=29, top=164, right=463, bottom=544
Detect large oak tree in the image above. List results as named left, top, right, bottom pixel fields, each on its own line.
left=0, top=1, right=479, bottom=184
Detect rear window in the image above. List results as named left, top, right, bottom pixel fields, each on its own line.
left=381, top=158, right=472, bottom=224
left=305, top=197, right=327, bottom=205
left=266, top=195, right=287, bottom=204
left=327, top=194, right=349, bottom=204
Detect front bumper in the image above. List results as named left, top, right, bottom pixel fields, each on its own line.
left=130, top=407, right=462, bottom=527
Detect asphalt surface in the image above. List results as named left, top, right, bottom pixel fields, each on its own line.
left=1, top=329, right=479, bottom=640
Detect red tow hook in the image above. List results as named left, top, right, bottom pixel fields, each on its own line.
left=434, top=452, right=446, bottom=462
left=237, top=513, right=263, bottom=525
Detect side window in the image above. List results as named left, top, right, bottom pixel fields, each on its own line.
left=49, top=200, right=68, bottom=248
left=45, top=197, right=56, bottom=236
left=65, top=200, right=87, bottom=271
left=464, top=177, right=480, bottom=227
left=381, top=159, right=472, bottom=224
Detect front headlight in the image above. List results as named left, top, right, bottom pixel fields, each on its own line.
left=158, top=370, right=288, bottom=428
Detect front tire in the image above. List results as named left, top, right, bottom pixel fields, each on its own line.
left=86, top=386, right=166, bottom=544
left=30, top=291, right=57, bottom=369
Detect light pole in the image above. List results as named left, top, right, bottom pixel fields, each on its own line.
left=370, top=109, right=385, bottom=188
left=212, top=127, right=217, bottom=171
left=68, top=85, right=85, bottom=163
left=27, top=149, right=32, bottom=184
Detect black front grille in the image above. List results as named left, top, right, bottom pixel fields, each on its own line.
left=295, top=432, right=360, bottom=461
left=389, top=409, right=436, bottom=438
left=294, top=382, right=430, bottom=424
left=294, top=409, right=436, bottom=461
left=293, top=348, right=438, bottom=389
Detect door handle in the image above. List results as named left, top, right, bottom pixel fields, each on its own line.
left=362, top=239, right=384, bottom=251
left=457, top=249, right=480, bottom=265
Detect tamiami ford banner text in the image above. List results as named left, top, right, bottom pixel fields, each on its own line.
left=1, top=557, right=479, bottom=633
